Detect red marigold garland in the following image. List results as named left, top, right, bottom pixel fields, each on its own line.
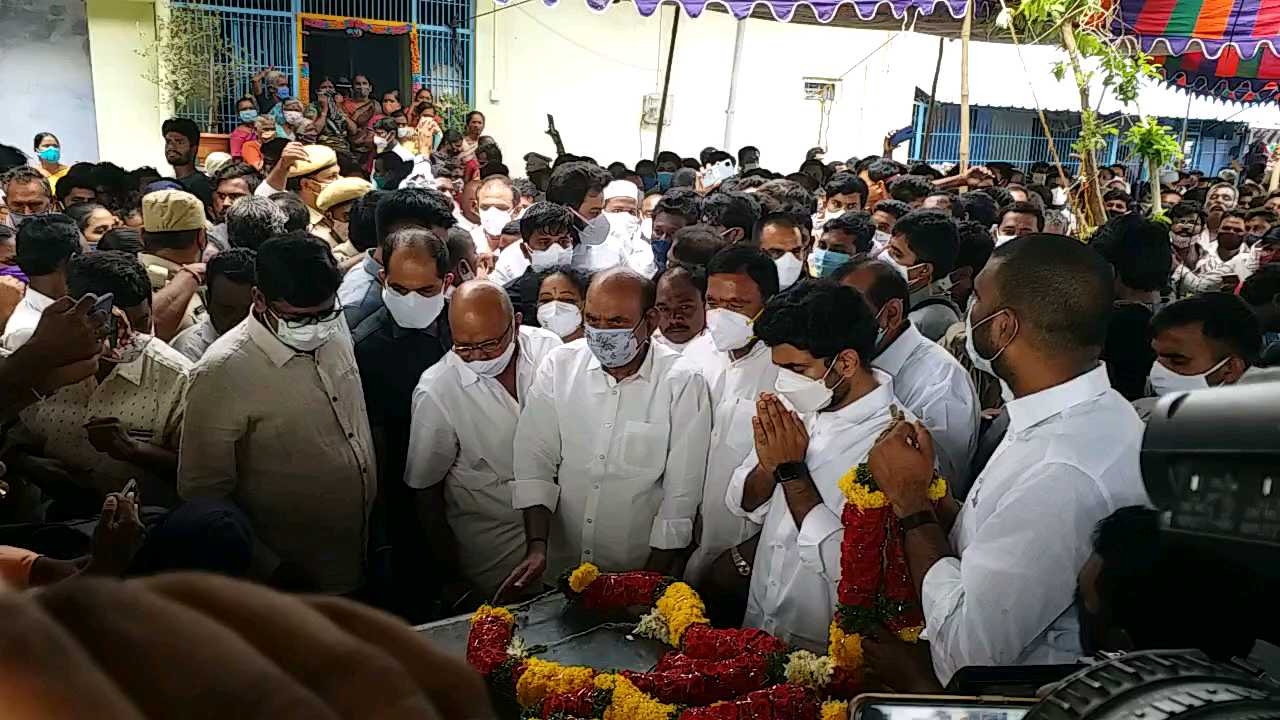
left=675, top=683, right=819, bottom=720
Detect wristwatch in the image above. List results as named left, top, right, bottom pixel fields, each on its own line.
left=774, top=462, right=807, bottom=484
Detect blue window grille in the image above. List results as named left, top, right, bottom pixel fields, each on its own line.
left=908, top=100, right=1245, bottom=179
left=169, top=0, right=473, bottom=133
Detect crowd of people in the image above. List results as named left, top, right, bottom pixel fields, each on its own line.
left=0, top=95, right=1271, bottom=697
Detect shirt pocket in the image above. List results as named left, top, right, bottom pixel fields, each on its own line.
left=620, top=420, right=669, bottom=472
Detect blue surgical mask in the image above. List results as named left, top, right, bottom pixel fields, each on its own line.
left=276, top=85, right=290, bottom=99
left=657, top=172, right=674, bottom=190
left=813, top=247, right=852, bottom=278
left=584, top=322, right=646, bottom=368
left=239, top=109, right=259, bottom=123
left=37, top=147, right=61, bottom=164
left=651, top=238, right=672, bottom=272
left=642, top=175, right=658, bottom=192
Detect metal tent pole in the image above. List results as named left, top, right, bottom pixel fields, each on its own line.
left=653, top=10, right=681, bottom=162
left=723, top=18, right=747, bottom=150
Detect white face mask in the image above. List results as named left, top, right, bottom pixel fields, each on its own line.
left=397, top=126, right=413, bottom=139
left=1148, top=356, right=1230, bottom=396
left=577, top=213, right=611, bottom=246
left=640, top=217, right=654, bottom=242
left=872, top=229, right=891, bottom=251
left=529, top=243, right=573, bottom=272
left=883, top=253, right=911, bottom=281
left=606, top=211, right=640, bottom=240
left=270, top=309, right=342, bottom=352
left=1170, top=231, right=1198, bottom=250
left=774, top=362, right=842, bottom=414
left=463, top=328, right=517, bottom=378
left=994, top=232, right=1017, bottom=247
left=382, top=286, right=445, bottom=329
left=705, top=308, right=754, bottom=352
left=332, top=220, right=350, bottom=243
left=374, top=136, right=390, bottom=153
left=283, top=110, right=305, bottom=127
left=480, top=207, right=511, bottom=237
left=1051, top=187, right=1068, bottom=206
left=538, top=301, right=582, bottom=338
left=774, top=252, right=804, bottom=290
left=964, top=305, right=1014, bottom=379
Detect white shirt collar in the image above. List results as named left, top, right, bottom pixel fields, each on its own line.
left=1005, top=364, right=1112, bottom=434
left=820, top=368, right=896, bottom=429
left=448, top=327, right=540, bottom=387
left=873, top=323, right=925, bottom=377
left=25, top=288, right=55, bottom=312
left=587, top=338, right=658, bottom=385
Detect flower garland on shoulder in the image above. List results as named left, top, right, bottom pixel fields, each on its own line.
left=467, top=459, right=948, bottom=718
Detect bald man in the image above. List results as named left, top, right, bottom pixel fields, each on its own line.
left=406, top=280, right=562, bottom=604
left=513, top=268, right=712, bottom=581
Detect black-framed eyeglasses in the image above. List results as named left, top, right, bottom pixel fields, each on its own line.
left=454, top=321, right=512, bottom=356
left=269, top=304, right=342, bottom=329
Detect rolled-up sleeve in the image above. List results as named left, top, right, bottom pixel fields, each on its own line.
left=797, top=504, right=843, bottom=576
left=921, top=463, right=1108, bottom=685
left=177, top=365, right=247, bottom=500
left=403, top=384, right=457, bottom=490
left=919, top=367, right=980, bottom=492
left=512, top=355, right=562, bottom=512
left=649, top=371, right=711, bottom=549
left=725, top=450, right=772, bottom=524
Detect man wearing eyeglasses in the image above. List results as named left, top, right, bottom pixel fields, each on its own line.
left=179, top=231, right=376, bottom=596
left=405, top=281, right=561, bottom=609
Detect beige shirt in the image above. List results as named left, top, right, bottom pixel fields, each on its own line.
left=308, top=207, right=338, bottom=249
left=15, top=336, right=191, bottom=490
left=139, top=253, right=207, bottom=335
left=177, top=316, right=376, bottom=594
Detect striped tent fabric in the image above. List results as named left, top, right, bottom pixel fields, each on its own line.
left=1157, top=50, right=1280, bottom=102
left=510, top=0, right=973, bottom=23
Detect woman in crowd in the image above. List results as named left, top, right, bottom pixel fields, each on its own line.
left=229, top=97, right=259, bottom=160
left=535, top=266, right=588, bottom=342
left=240, top=115, right=278, bottom=171
left=460, top=111, right=485, bottom=164
left=64, top=203, right=118, bottom=251
left=341, top=74, right=379, bottom=165
left=33, top=132, right=69, bottom=192
left=407, top=87, right=442, bottom=129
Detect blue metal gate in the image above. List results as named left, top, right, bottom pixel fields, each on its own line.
left=170, top=0, right=473, bottom=133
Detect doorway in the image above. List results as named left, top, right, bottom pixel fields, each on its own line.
left=303, top=28, right=412, bottom=103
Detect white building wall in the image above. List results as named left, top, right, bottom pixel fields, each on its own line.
left=473, top=0, right=921, bottom=171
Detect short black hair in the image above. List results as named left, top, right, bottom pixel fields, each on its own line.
left=269, top=192, right=310, bottom=232
left=1151, top=293, right=1262, bottom=365
left=1224, top=208, right=1250, bottom=224
left=67, top=250, right=151, bottom=309
left=656, top=188, right=703, bottom=225
left=63, top=202, right=109, bottom=232
left=752, top=211, right=809, bottom=247
left=653, top=264, right=707, bottom=298
left=207, top=247, right=257, bottom=299
left=755, top=280, right=878, bottom=367
left=0, top=144, right=26, bottom=175
left=737, top=145, right=760, bottom=165
left=822, top=211, right=876, bottom=254
left=161, top=117, right=201, bottom=148
left=980, top=185, right=1014, bottom=209
left=372, top=117, right=398, bottom=134
left=444, top=227, right=475, bottom=274
left=546, top=161, right=610, bottom=211
left=997, top=201, right=1045, bottom=231
left=1103, top=188, right=1132, bottom=205
left=1087, top=214, right=1173, bottom=292
left=670, top=224, right=730, bottom=269
left=888, top=175, right=934, bottom=204
left=706, top=244, right=780, bottom=301
left=16, top=214, right=81, bottom=276
left=955, top=191, right=997, bottom=227
left=212, top=162, right=263, bottom=195
left=1169, top=200, right=1206, bottom=225
left=465, top=110, right=485, bottom=125
left=824, top=172, right=868, bottom=203
left=700, top=191, right=762, bottom=238
left=478, top=174, right=519, bottom=206
left=375, top=187, right=455, bottom=240
left=1247, top=208, right=1278, bottom=228
left=756, top=179, right=817, bottom=218
left=381, top=227, right=450, bottom=277
left=672, top=168, right=698, bottom=189
left=255, top=231, right=340, bottom=306
left=348, top=189, right=387, bottom=252
left=865, top=159, right=902, bottom=183
left=226, top=196, right=286, bottom=252
left=513, top=177, right=539, bottom=200
left=894, top=210, right=959, bottom=277
left=989, top=233, right=1114, bottom=356
left=55, top=165, right=97, bottom=206
left=519, top=201, right=575, bottom=241
left=97, top=227, right=143, bottom=255
left=1241, top=263, right=1280, bottom=307
left=872, top=198, right=911, bottom=220
left=955, top=220, right=995, bottom=277
left=830, top=255, right=909, bottom=312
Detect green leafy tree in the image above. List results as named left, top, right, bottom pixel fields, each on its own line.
left=137, top=7, right=247, bottom=132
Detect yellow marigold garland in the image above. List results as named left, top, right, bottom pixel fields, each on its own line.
left=596, top=673, right=676, bottom=720
left=568, top=562, right=601, bottom=593
left=828, top=622, right=864, bottom=669
left=897, top=625, right=924, bottom=643
left=837, top=465, right=890, bottom=510
left=470, top=604, right=514, bottom=626
left=654, top=582, right=709, bottom=646
left=927, top=477, right=948, bottom=502
left=822, top=701, right=850, bottom=720
left=515, top=657, right=597, bottom=708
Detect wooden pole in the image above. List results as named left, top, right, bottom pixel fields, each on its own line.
left=1269, top=151, right=1280, bottom=192
left=920, top=37, right=945, bottom=163
left=1061, top=23, right=1106, bottom=228
left=653, top=11, right=681, bottom=162
left=958, top=2, right=973, bottom=173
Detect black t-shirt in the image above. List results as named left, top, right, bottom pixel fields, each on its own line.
left=505, top=268, right=542, bottom=328
left=178, top=172, right=214, bottom=217
left=1103, top=301, right=1155, bottom=401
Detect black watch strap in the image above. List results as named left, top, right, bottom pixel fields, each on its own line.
left=898, top=510, right=938, bottom=533
left=774, top=462, right=806, bottom=483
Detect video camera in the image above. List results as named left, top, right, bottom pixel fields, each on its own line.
left=851, top=380, right=1280, bottom=719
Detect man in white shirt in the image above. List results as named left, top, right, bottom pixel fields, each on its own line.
left=684, top=246, right=780, bottom=590
left=835, top=256, right=980, bottom=496
left=1197, top=209, right=1257, bottom=284
left=726, top=281, right=905, bottom=651
left=470, top=175, right=517, bottom=255
left=573, top=180, right=655, bottom=275
left=865, top=234, right=1150, bottom=686
left=406, top=281, right=561, bottom=602
left=512, top=267, right=711, bottom=583
left=3, top=215, right=80, bottom=351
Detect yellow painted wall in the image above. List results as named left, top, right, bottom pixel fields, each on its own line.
left=86, top=0, right=170, bottom=171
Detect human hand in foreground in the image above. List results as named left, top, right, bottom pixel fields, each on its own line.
left=0, top=573, right=493, bottom=719
left=868, top=420, right=937, bottom=517
left=493, top=539, right=546, bottom=604
left=862, top=625, right=942, bottom=693
left=753, top=392, right=808, bottom=475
